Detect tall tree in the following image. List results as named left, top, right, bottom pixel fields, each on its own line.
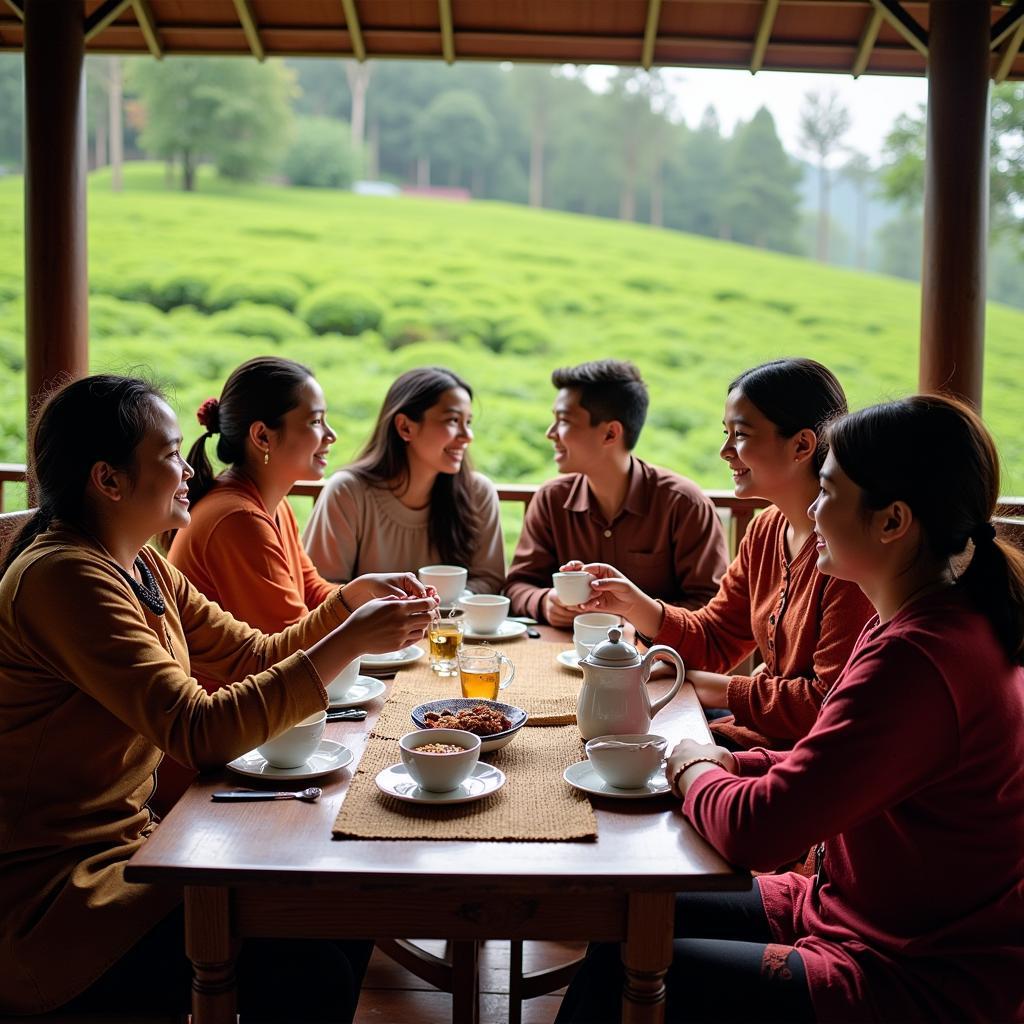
left=723, top=107, right=801, bottom=252
left=416, top=89, right=497, bottom=190
left=343, top=60, right=372, bottom=169
left=129, top=58, right=294, bottom=190
left=840, top=151, right=873, bottom=269
left=512, top=65, right=557, bottom=208
left=799, top=90, right=851, bottom=262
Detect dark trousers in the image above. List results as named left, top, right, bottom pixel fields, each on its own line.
left=556, top=885, right=815, bottom=1024
left=61, top=906, right=372, bottom=1023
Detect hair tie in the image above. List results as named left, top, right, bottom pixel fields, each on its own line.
left=196, top=397, right=220, bottom=435
left=972, top=522, right=996, bottom=545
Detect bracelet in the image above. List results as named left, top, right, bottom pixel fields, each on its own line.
left=671, top=756, right=725, bottom=792
left=338, top=587, right=353, bottom=615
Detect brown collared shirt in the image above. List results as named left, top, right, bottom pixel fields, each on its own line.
left=504, top=458, right=728, bottom=621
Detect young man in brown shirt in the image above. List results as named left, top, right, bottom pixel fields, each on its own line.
left=504, top=360, right=728, bottom=626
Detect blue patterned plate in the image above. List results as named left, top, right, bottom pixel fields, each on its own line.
left=410, top=697, right=528, bottom=753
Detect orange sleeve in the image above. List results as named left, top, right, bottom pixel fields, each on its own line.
left=202, top=509, right=319, bottom=632
left=277, top=499, right=337, bottom=610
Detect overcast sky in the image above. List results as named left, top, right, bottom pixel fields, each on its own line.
left=586, top=66, right=930, bottom=168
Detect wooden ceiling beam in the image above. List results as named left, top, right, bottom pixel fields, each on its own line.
left=992, top=1, right=1024, bottom=50
left=994, top=18, right=1024, bottom=83
left=438, top=0, right=454, bottom=63
left=641, top=0, right=662, bottom=70
left=750, top=0, right=779, bottom=73
left=132, top=0, right=162, bottom=58
left=868, top=0, right=927, bottom=59
left=232, top=0, right=264, bottom=61
left=852, top=7, right=883, bottom=78
left=84, top=0, right=133, bottom=42
left=340, top=0, right=365, bottom=61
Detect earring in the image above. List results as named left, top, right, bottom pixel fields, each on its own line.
left=263, top=449, right=270, bottom=465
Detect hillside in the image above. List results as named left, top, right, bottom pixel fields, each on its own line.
left=0, top=164, right=1022, bottom=511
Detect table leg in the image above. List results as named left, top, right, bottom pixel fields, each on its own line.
left=185, top=886, right=238, bottom=1024
left=450, top=939, right=480, bottom=1024
left=621, top=891, right=674, bottom=1024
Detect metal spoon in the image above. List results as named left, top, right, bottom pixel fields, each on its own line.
left=211, top=787, right=322, bottom=802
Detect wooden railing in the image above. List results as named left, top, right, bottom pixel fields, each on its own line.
left=4, top=464, right=1022, bottom=558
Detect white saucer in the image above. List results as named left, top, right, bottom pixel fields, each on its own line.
left=227, top=739, right=353, bottom=781
left=375, top=761, right=506, bottom=805
left=328, top=675, right=386, bottom=708
left=463, top=619, right=528, bottom=642
left=556, top=649, right=583, bottom=672
left=563, top=759, right=671, bottom=799
left=360, top=644, right=425, bottom=671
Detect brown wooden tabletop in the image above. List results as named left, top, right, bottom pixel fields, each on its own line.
left=126, top=626, right=750, bottom=1024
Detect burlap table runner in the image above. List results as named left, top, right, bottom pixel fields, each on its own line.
left=373, top=640, right=581, bottom=733
left=332, top=724, right=597, bottom=842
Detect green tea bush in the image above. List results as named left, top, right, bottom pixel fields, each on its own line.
left=0, top=330, right=24, bottom=372
left=89, top=294, right=172, bottom=339
left=378, top=310, right=435, bottom=348
left=153, top=268, right=222, bottom=311
left=206, top=273, right=307, bottom=312
left=297, top=284, right=384, bottom=335
left=204, top=303, right=311, bottom=343
left=89, top=269, right=157, bottom=305
left=0, top=275, right=20, bottom=303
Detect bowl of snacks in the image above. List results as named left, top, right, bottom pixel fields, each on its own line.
left=410, top=697, right=528, bottom=753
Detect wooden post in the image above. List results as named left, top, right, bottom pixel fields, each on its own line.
left=919, top=0, right=990, bottom=409
left=23, top=0, right=89, bottom=424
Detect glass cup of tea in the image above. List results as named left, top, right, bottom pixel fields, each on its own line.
left=457, top=644, right=516, bottom=700
left=428, top=613, right=465, bottom=676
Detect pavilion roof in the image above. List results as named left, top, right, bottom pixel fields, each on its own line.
left=1, top=1, right=1022, bottom=82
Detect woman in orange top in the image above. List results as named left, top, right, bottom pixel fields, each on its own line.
left=568, top=358, right=875, bottom=750
left=168, top=355, right=340, bottom=635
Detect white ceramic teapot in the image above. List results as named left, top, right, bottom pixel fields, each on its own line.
left=576, top=626, right=685, bottom=741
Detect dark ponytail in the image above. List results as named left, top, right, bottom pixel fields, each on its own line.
left=160, top=357, right=313, bottom=550
left=1, top=375, right=165, bottom=577
left=828, top=394, right=1024, bottom=665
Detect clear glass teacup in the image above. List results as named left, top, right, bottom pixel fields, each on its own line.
left=457, top=644, right=515, bottom=700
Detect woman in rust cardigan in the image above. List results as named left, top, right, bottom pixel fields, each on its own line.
left=0, top=374, right=435, bottom=1019
left=569, top=358, right=874, bottom=751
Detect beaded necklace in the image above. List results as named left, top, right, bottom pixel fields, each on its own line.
left=111, top=556, right=166, bottom=616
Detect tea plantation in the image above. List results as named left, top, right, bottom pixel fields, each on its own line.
left=1, top=163, right=1022, bottom=538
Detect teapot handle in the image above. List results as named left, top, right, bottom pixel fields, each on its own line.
left=641, top=645, right=685, bottom=719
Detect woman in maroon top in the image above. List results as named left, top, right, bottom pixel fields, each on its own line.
left=559, top=394, right=1024, bottom=1023
left=568, top=358, right=874, bottom=750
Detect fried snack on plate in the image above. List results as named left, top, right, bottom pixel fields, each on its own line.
left=423, top=705, right=512, bottom=736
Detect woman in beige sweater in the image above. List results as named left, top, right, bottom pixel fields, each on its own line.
left=304, top=366, right=506, bottom=591
left=0, top=374, right=435, bottom=1019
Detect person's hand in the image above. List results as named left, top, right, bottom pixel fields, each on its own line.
left=342, top=572, right=428, bottom=609
left=570, top=562, right=664, bottom=637
left=542, top=588, right=577, bottom=628
left=685, top=669, right=731, bottom=709
left=665, top=738, right=736, bottom=798
left=340, top=595, right=436, bottom=655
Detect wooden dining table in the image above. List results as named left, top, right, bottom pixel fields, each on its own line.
left=125, top=626, right=750, bottom=1024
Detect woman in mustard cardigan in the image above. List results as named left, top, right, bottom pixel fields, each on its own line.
left=0, top=374, right=435, bottom=1019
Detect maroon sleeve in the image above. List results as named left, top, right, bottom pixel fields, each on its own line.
left=504, top=488, right=559, bottom=621
left=683, top=637, right=957, bottom=871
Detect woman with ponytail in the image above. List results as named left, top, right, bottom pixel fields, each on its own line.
left=167, top=356, right=341, bottom=635
left=0, top=374, right=435, bottom=1018
left=559, top=394, right=1024, bottom=1024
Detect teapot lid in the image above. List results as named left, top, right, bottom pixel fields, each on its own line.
left=587, top=626, right=641, bottom=665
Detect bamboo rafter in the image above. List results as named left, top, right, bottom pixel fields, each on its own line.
left=852, top=7, right=883, bottom=77
left=340, top=0, right=366, bottom=61
left=84, top=0, right=133, bottom=42
left=751, top=0, right=779, bottom=73
left=641, top=0, right=662, bottom=70
left=438, top=0, right=454, bottom=63
left=132, top=0, right=162, bottom=58
left=232, top=0, right=265, bottom=61
left=868, top=0, right=928, bottom=59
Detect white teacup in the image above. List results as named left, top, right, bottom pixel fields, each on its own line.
left=458, top=594, right=510, bottom=634
left=326, top=657, right=361, bottom=703
left=418, top=564, right=468, bottom=606
left=552, top=570, right=595, bottom=606
left=585, top=734, right=668, bottom=789
left=399, top=728, right=481, bottom=792
left=257, top=711, right=327, bottom=769
left=573, top=612, right=622, bottom=659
